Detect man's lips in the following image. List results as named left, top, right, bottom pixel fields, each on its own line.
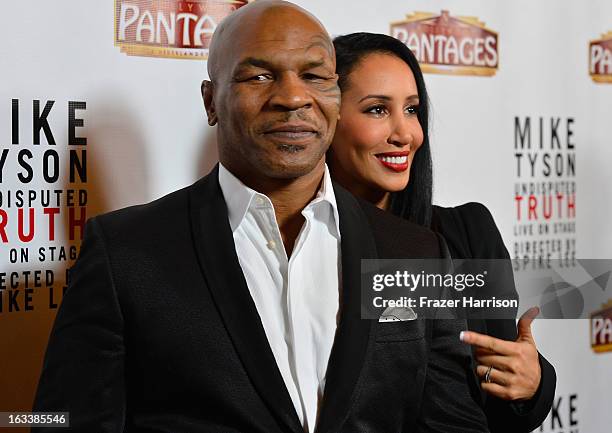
left=263, top=124, right=319, bottom=141
left=375, top=151, right=410, bottom=172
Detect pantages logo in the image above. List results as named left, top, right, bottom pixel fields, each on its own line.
left=390, top=10, right=498, bottom=76
left=589, top=31, right=612, bottom=83
left=591, top=300, right=612, bottom=353
left=114, top=0, right=251, bottom=59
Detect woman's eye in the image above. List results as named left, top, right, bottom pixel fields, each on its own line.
left=366, top=105, right=387, bottom=115
left=405, top=105, right=419, bottom=115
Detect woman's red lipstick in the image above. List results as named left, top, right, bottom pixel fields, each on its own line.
left=375, top=151, right=410, bottom=172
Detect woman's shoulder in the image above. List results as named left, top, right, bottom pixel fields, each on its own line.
left=433, top=202, right=495, bottom=225
left=432, top=202, right=508, bottom=259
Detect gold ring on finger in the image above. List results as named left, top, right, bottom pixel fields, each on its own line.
left=485, top=365, right=493, bottom=383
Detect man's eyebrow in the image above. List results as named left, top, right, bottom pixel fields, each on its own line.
left=234, top=57, right=331, bottom=73
left=303, top=59, right=327, bottom=69
left=234, top=57, right=274, bottom=71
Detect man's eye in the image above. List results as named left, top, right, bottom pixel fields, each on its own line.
left=248, top=74, right=271, bottom=82
left=303, top=73, right=325, bottom=81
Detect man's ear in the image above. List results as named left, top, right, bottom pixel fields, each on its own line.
left=201, top=80, right=217, bottom=126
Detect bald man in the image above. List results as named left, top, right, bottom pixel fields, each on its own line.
left=32, top=1, right=489, bottom=432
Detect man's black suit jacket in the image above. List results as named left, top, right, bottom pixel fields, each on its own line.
left=33, top=166, right=489, bottom=432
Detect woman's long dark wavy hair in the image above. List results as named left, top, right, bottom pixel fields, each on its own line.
left=333, top=32, right=433, bottom=227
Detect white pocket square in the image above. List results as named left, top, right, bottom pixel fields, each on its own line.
left=378, top=306, right=418, bottom=322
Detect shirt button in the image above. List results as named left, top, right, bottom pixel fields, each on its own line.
left=267, top=239, right=277, bottom=249
left=256, top=196, right=265, bottom=205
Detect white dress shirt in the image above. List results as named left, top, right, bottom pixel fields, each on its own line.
left=218, top=163, right=341, bottom=432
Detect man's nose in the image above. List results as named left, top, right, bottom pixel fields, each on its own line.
left=268, top=73, right=313, bottom=111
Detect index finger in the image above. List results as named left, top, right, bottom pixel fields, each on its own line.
left=460, top=331, right=515, bottom=356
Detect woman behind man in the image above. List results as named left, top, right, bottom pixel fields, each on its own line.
left=328, top=32, right=556, bottom=432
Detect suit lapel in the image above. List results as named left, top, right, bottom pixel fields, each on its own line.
left=315, top=184, right=378, bottom=433
left=189, top=166, right=303, bottom=433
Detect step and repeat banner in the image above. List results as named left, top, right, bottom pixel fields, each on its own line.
left=1, top=1, right=611, bottom=432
